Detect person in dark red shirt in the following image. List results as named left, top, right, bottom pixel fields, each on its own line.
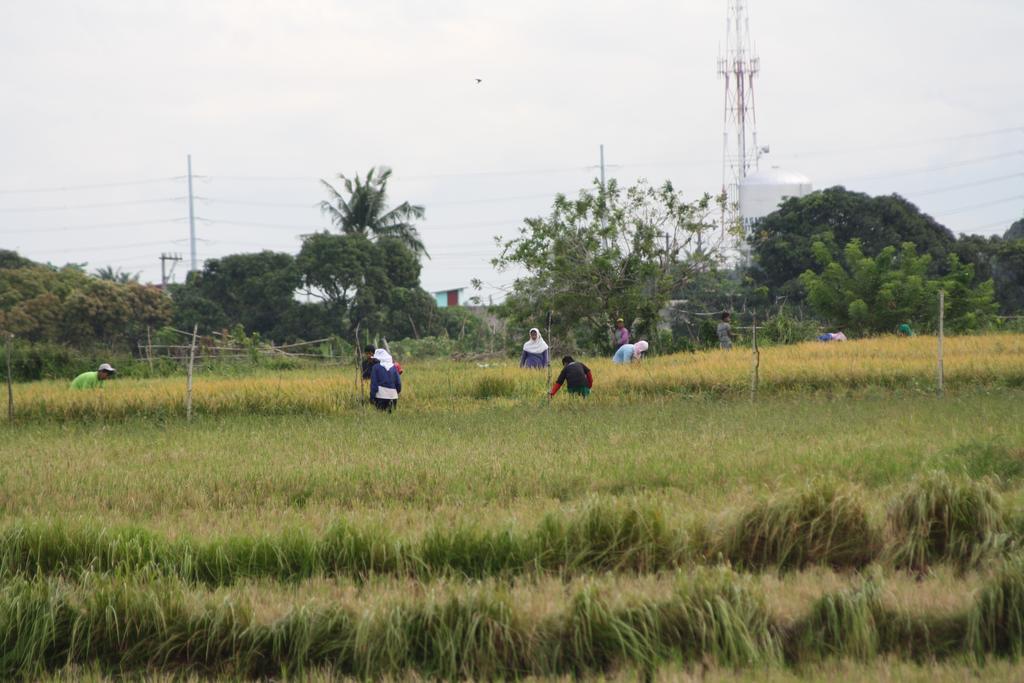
left=549, top=355, right=593, bottom=398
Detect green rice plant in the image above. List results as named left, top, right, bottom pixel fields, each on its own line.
left=557, top=569, right=780, bottom=675
left=716, top=483, right=881, bottom=571
left=943, top=442, right=1024, bottom=486
left=353, top=592, right=526, bottom=680
left=416, top=527, right=526, bottom=578
left=663, top=569, right=781, bottom=667
left=314, top=522, right=405, bottom=578
left=793, top=577, right=886, bottom=661
left=470, top=374, right=519, bottom=400
left=886, top=473, right=1009, bottom=573
left=966, top=554, right=1024, bottom=659
left=529, top=504, right=688, bottom=574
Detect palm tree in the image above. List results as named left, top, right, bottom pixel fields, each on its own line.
left=93, top=266, right=140, bottom=284
left=319, top=166, right=428, bottom=258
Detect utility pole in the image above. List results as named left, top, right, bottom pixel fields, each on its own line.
left=160, top=252, right=183, bottom=289
left=187, top=154, right=197, bottom=272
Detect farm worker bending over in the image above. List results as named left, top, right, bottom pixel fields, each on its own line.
left=612, top=340, right=648, bottom=364
left=369, top=349, right=402, bottom=412
left=717, top=312, right=735, bottom=350
left=70, top=363, right=116, bottom=389
left=520, top=327, right=549, bottom=369
left=897, top=323, right=914, bottom=337
left=550, top=355, right=593, bottom=398
left=612, top=318, right=630, bottom=349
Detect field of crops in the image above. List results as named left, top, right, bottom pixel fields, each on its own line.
left=1, top=335, right=1024, bottom=680
left=6, top=333, right=1024, bottom=420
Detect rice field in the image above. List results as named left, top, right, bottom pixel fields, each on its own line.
left=1, top=335, right=1024, bottom=679
left=6, top=333, right=1024, bottom=420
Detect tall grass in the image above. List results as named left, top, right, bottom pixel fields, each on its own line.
left=3, top=481, right=1019, bottom=585
left=0, top=570, right=786, bottom=680
left=4, top=561, right=1024, bottom=678
left=715, top=483, right=881, bottom=571
left=967, top=554, right=1024, bottom=659
left=0, top=506, right=690, bottom=585
left=886, top=473, right=1009, bottom=573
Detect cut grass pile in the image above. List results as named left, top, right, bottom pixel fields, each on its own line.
left=5, top=334, right=1023, bottom=420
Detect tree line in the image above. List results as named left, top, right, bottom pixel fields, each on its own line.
left=2, top=169, right=1022, bottom=358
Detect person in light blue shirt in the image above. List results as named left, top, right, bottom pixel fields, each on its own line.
left=612, top=340, right=648, bottom=364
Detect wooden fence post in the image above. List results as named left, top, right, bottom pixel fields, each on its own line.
left=5, top=333, right=13, bottom=423
left=545, top=311, right=553, bottom=402
left=354, top=323, right=364, bottom=409
left=146, top=326, right=154, bottom=371
left=937, top=290, right=945, bottom=397
left=750, top=316, right=760, bottom=403
left=186, top=324, right=198, bottom=421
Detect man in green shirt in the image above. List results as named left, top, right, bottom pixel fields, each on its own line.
left=70, top=363, right=116, bottom=389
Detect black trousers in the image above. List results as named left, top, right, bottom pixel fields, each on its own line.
left=372, top=398, right=397, bottom=412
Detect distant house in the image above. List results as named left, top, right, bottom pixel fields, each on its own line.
left=433, top=288, right=464, bottom=308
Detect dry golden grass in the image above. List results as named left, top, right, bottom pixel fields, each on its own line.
left=7, top=333, right=1023, bottom=420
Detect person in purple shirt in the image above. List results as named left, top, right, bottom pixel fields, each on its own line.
left=519, top=327, right=549, bottom=369
left=612, top=318, right=630, bottom=349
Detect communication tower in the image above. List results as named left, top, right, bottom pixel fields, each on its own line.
left=718, top=0, right=762, bottom=234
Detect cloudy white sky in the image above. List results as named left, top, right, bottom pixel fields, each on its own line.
left=1, top=0, right=1022, bottom=300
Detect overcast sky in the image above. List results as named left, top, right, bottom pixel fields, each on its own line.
left=1, top=0, right=1022, bottom=300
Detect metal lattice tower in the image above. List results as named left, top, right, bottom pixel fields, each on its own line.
left=718, top=0, right=760, bottom=232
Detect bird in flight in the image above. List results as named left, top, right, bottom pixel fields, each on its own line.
left=475, top=78, right=482, bottom=84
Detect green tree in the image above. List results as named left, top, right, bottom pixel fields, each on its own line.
left=93, top=265, right=140, bottom=283
left=750, top=187, right=958, bottom=297
left=171, top=251, right=301, bottom=339
left=493, top=178, right=726, bottom=351
left=0, top=262, right=169, bottom=347
left=296, top=232, right=434, bottom=337
left=799, top=239, right=996, bottom=335
left=992, top=239, right=1024, bottom=314
left=319, top=166, right=428, bottom=257
left=0, top=250, right=39, bottom=270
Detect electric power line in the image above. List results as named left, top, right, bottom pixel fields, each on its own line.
left=0, top=177, right=181, bottom=195
left=936, top=195, right=1024, bottom=217
left=0, top=197, right=186, bottom=213
left=0, top=217, right=186, bottom=235
left=907, top=173, right=1024, bottom=198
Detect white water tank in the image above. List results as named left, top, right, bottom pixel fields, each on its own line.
left=739, top=167, right=813, bottom=225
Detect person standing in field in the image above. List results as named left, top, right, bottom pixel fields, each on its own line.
left=612, top=318, right=630, bottom=350
left=519, top=327, right=549, bottom=369
left=549, top=355, right=593, bottom=398
left=361, top=345, right=376, bottom=380
left=70, top=363, right=116, bottom=389
left=612, top=339, right=649, bottom=364
left=369, top=348, right=402, bottom=412
left=717, top=312, right=735, bottom=350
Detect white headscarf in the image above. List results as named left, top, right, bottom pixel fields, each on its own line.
left=372, top=348, right=394, bottom=370
left=523, top=328, right=548, bottom=354
left=632, top=340, right=649, bottom=358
